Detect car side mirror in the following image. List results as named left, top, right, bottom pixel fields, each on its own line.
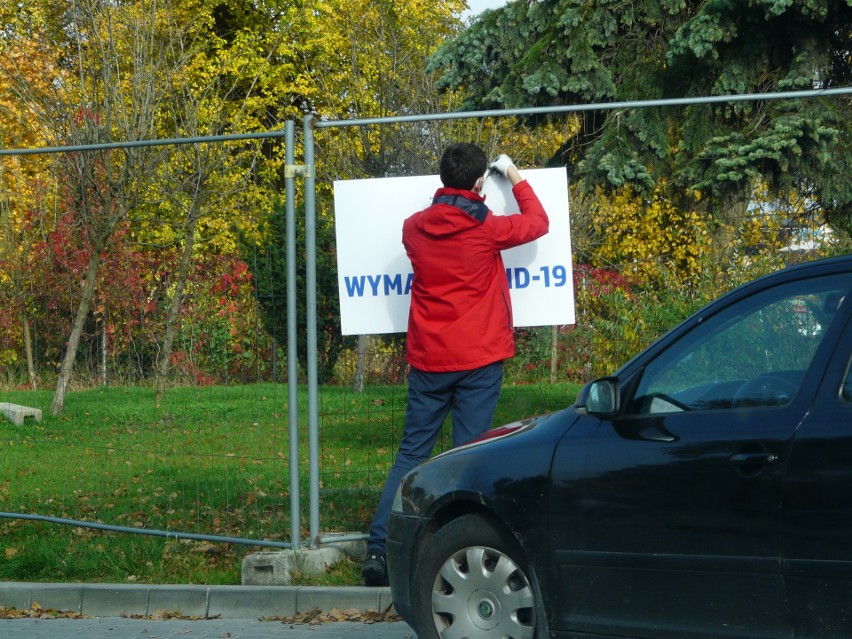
left=578, top=377, right=621, bottom=416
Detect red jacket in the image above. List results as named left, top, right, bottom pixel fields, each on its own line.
left=402, top=180, right=549, bottom=372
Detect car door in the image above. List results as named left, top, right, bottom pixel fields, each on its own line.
left=782, top=300, right=852, bottom=638
left=547, top=273, right=852, bottom=639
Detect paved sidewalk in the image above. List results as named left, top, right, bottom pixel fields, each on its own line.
left=0, top=618, right=416, bottom=639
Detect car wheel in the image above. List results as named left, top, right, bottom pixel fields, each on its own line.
left=411, top=513, right=540, bottom=639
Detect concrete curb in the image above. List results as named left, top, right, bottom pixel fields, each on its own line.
left=0, top=582, right=393, bottom=619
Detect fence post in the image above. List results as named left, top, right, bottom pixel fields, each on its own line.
left=303, top=115, right=321, bottom=547
left=284, top=120, right=301, bottom=550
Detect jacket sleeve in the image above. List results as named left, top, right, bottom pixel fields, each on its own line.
left=489, top=180, right=550, bottom=250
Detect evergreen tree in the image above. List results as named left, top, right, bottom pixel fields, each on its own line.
left=430, top=0, right=852, bottom=233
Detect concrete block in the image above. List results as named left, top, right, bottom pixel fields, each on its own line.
left=242, top=548, right=346, bottom=585
left=241, top=538, right=366, bottom=586
left=81, top=584, right=148, bottom=617
left=0, top=582, right=33, bottom=610
left=317, top=536, right=366, bottom=559
left=208, top=585, right=297, bottom=619
left=295, top=547, right=346, bottom=576
left=242, top=552, right=296, bottom=586
left=296, top=586, right=385, bottom=613
left=0, top=403, right=42, bottom=426
left=28, top=583, right=84, bottom=614
left=146, top=584, right=210, bottom=618
left=377, top=588, right=397, bottom=614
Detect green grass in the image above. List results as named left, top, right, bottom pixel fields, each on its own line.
left=0, top=381, right=578, bottom=585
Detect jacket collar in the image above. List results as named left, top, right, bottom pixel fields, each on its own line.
left=432, top=188, right=488, bottom=222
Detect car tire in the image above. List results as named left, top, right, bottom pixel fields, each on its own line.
left=411, top=512, right=542, bottom=639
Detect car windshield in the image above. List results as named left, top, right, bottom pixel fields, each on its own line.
left=628, top=273, right=851, bottom=414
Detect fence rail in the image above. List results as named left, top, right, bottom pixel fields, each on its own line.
left=0, top=87, right=849, bottom=566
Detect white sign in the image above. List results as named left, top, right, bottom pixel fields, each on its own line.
left=333, top=168, right=574, bottom=335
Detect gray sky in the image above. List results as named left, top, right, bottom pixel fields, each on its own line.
left=468, top=0, right=509, bottom=11
left=462, top=0, right=509, bottom=20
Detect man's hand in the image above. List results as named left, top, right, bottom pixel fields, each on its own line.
left=489, top=154, right=523, bottom=186
left=489, top=154, right=515, bottom=176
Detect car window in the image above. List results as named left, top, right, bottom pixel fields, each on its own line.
left=627, top=274, right=852, bottom=415
left=844, top=357, right=852, bottom=402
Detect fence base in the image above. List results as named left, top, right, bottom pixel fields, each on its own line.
left=241, top=537, right=365, bottom=586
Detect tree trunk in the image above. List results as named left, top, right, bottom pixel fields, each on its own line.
left=100, top=320, right=108, bottom=387
left=22, top=312, right=37, bottom=391
left=51, top=248, right=103, bottom=415
left=354, top=334, right=367, bottom=392
left=397, top=339, right=407, bottom=384
left=550, top=325, right=558, bottom=383
left=155, top=213, right=198, bottom=402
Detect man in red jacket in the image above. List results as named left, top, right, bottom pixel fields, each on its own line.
left=362, top=143, right=549, bottom=586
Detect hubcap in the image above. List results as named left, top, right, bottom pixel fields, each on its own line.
left=431, top=545, right=536, bottom=639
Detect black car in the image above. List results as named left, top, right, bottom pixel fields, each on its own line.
left=387, top=254, right=852, bottom=639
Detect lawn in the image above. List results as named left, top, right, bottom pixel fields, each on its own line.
left=0, top=381, right=579, bottom=586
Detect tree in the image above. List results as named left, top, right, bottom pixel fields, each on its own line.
left=0, top=30, right=61, bottom=389
left=278, top=0, right=580, bottom=386
left=251, top=0, right=475, bottom=385
left=149, top=0, right=283, bottom=400
left=1, top=0, right=186, bottom=412
left=2, top=0, right=285, bottom=401
left=429, top=0, right=852, bottom=235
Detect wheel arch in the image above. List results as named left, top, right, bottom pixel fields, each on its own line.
left=417, top=495, right=529, bottom=566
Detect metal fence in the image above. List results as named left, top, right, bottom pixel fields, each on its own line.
left=1, top=87, right=850, bottom=561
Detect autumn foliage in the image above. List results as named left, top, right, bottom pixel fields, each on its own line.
left=0, top=0, right=846, bottom=395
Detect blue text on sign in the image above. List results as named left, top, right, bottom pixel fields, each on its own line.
left=506, top=265, right=570, bottom=289
left=343, top=265, right=569, bottom=298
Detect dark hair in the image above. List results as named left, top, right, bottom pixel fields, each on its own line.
left=439, top=143, right=488, bottom=190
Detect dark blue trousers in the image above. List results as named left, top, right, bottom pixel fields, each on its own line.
left=366, top=360, right=504, bottom=554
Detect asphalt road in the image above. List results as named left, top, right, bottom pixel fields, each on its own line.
left=0, top=617, right=416, bottom=638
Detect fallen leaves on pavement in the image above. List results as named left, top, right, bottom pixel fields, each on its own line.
left=0, top=602, right=88, bottom=620
left=262, top=605, right=401, bottom=625
left=0, top=602, right=401, bottom=625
